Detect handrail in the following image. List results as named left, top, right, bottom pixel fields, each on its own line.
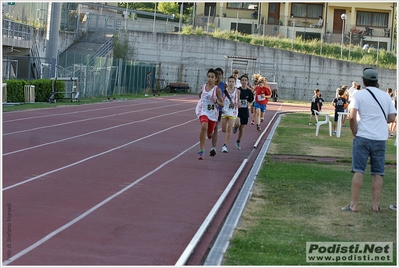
left=80, top=2, right=175, bottom=20
left=93, top=36, right=115, bottom=57
left=2, top=19, right=33, bottom=41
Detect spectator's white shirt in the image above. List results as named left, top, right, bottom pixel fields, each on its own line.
left=235, top=79, right=242, bottom=89
left=349, top=86, right=397, bottom=140
left=347, top=86, right=357, bottom=102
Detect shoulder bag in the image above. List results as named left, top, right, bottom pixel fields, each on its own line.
left=364, top=88, right=387, bottom=121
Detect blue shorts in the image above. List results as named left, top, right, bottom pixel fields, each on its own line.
left=254, top=102, right=267, bottom=112
left=351, top=136, right=386, bottom=175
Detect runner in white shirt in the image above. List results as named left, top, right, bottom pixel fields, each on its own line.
left=221, top=75, right=240, bottom=153
left=195, top=68, right=224, bottom=160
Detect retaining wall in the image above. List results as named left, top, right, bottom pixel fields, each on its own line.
left=128, top=30, right=396, bottom=101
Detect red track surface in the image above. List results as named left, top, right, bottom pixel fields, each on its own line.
left=2, top=95, right=322, bottom=265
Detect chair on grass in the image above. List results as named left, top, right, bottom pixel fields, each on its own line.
left=313, top=110, right=332, bottom=137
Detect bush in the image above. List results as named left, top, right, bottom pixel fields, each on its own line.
left=4, top=79, right=27, bottom=102
left=3, top=79, right=65, bottom=102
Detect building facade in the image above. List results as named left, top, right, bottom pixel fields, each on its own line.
left=195, top=2, right=396, bottom=51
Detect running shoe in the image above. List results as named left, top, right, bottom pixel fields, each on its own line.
left=198, top=151, right=204, bottom=160
left=389, top=204, right=397, bottom=211
left=236, top=141, right=241, bottom=150
left=309, top=122, right=312, bottom=126
left=232, top=126, right=238, bottom=134
left=257, top=125, right=261, bottom=131
left=251, top=120, right=255, bottom=125
left=222, top=145, right=228, bottom=153
left=209, top=148, right=216, bottom=157
left=261, top=118, right=264, bottom=122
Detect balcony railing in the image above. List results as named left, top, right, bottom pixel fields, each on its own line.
left=2, top=19, right=33, bottom=41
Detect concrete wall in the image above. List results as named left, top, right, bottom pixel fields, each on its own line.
left=128, top=30, right=397, bottom=101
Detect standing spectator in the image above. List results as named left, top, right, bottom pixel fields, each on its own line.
left=221, top=76, right=240, bottom=153
left=342, top=67, right=397, bottom=212
left=309, top=88, right=322, bottom=125
left=387, top=88, right=397, bottom=137
left=332, top=86, right=349, bottom=135
left=340, top=85, right=349, bottom=127
left=253, top=77, right=272, bottom=131
left=348, top=81, right=358, bottom=101
left=233, top=69, right=242, bottom=89
left=145, top=71, right=152, bottom=96
left=195, top=68, right=224, bottom=160
left=232, top=74, right=254, bottom=150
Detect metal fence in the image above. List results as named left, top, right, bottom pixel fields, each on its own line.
left=58, top=52, right=156, bottom=98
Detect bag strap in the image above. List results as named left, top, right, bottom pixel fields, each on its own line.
left=365, top=88, right=387, bottom=121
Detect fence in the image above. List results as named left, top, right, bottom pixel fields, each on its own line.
left=58, top=52, right=157, bottom=98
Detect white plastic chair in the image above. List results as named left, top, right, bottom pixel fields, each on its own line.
left=313, top=110, right=332, bottom=136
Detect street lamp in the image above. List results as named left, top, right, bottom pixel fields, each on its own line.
left=340, top=13, right=347, bottom=59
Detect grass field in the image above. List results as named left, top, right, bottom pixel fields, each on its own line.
left=223, top=113, right=397, bottom=266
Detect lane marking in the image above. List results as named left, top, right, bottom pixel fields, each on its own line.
left=3, top=108, right=193, bottom=156
left=2, top=141, right=200, bottom=266
left=3, top=118, right=197, bottom=191
left=3, top=97, right=196, bottom=123
left=3, top=103, right=185, bottom=136
left=175, top=159, right=248, bottom=266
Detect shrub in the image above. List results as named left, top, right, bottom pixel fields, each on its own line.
left=3, top=79, right=65, bottom=103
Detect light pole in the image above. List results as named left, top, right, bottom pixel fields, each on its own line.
left=340, top=13, right=347, bottom=59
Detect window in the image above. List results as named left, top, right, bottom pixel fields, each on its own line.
left=227, top=2, right=257, bottom=10
left=356, top=11, right=388, bottom=28
left=291, top=3, right=322, bottom=19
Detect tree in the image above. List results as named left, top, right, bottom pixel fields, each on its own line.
left=157, top=2, right=179, bottom=15
left=113, top=30, right=134, bottom=60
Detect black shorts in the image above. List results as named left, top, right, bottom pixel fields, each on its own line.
left=238, top=108, right=250, bottom=125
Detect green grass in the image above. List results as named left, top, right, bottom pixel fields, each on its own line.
left=223, top=113, right=397, bottom=266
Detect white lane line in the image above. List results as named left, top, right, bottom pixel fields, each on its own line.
left=3, top=108, right=192, bottom=156
left=3, top=97, right=195, bottom=123
left=2, top=141, right=200, bottom=266
left=175, top=159, right=248, bottom=266
left=3, top=103, right=184, bottom=136
left=3, top=118, right=197, bottom=191
left=2, top=101, right=152, bottom=123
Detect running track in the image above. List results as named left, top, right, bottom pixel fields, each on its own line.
left=2, top=95, right=315, bottom=265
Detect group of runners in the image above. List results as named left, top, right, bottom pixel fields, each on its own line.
left=196, top=68, right=272, bottom=160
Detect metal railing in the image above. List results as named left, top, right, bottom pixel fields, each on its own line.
left=2, top=19, right=33, bottom=41
left=93, top=36, right=115, bottom=57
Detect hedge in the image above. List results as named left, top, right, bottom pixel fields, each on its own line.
left=3, top=79, right=65, bottom=103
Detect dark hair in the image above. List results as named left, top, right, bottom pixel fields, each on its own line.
left=228, top=75, right=236, bottom=81
left=215, top=67, right=224, bottom=75
left=363, top=78, right=378, bottom=87
left=338, top=88, right=346, bottom=96
left=207, top=68, right=217, bottom=77
left=240, top=74, right=249, bottom=80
